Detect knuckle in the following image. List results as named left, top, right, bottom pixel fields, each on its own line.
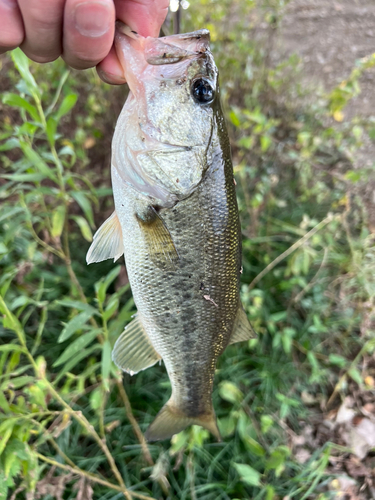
left=27, top=1, right=65, bottom=30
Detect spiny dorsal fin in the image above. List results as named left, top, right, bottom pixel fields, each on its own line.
left=112, top=315, right=161, bottom=375
left=137, top=207, right=179, bottom=271
left=86, top=211, right=124, bottom=264
left=228, top=303, right=256, bottom=345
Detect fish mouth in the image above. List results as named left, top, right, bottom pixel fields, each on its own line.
left=116, top=22, right=211, bottom=67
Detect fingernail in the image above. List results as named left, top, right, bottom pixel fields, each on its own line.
left=74, top=1, right=112, bottom=38
left=97, top=67, right=126, bottom=85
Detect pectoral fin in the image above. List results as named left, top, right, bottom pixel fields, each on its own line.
left=137, top=206, right=179, bottom=270
left=86, top=211, right=124, bottom=264
left=112, top=315, right=161, bottom=375
left=228, top=303, right=256, bottom=345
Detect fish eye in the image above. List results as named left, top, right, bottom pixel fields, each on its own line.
left=191, top=79, right=215, bottom=104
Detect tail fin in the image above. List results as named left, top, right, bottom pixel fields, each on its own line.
left=145, top=400, right=221, bottom=442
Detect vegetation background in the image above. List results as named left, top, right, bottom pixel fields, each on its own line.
left=1, top=0, right=375, bottom=498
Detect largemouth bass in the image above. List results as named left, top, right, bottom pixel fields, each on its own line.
left=87, top=23, right=255, bottom=441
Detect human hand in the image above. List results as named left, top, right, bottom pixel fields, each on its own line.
left=0, top=0, right=169, bottom=84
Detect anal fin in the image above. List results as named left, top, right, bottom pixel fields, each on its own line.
left=86, top=211, right=124, bottom=264
left=228, top=303, right=256, bottom=345
left=137, top=206, right=179, bottom=270
left=112, top=315, right=161, bottom=375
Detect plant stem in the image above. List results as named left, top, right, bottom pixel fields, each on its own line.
left=35, top=453, right=155, bottom=500
left=116, top=380, right=154, bottom=466
left=1, top=298, right=130, bottom=500
left=43, top=381, right=131, bottom=499
left=248, top=213, right=335, bottom=290
left=19, top=196, right=64, bottom=259
left=326, top=339, right=373, bottom=407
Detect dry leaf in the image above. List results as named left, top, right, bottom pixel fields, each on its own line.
left=348, top=418, right=375, bottom=460
left=105, top=419, right=121, bottom=433
left=336, top=401, right=355, bottom=425
left=73, top=477, right=94, bottom=500
left=294, top=448, right=311, bottom=464
left=34, top=467, right=75, bottom=500
left=83, top=137, right=96, bottom=149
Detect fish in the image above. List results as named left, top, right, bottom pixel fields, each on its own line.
left=87, top=23, right=255, bottom=442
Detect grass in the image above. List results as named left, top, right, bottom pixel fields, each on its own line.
left=1, top=1, right=375, bottom=499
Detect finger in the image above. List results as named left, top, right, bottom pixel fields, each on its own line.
left=114, top=0, right=169, bottom=37
left=96, top=45, right=126, bottom=84
left=0, top=0, right=25, bottom=54
left=97, top=0, right=169, bottom=84
left=63, top=0, right=115, bottom=70
left=17, top=0, right=65, bottom=63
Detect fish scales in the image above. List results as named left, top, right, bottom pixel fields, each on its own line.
left=87, top=24, right=255, bottom=441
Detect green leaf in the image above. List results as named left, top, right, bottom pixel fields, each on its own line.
left=71, top=215, right=92, bottom=242
left=53, top=330, right=99, bottom=367
left=46, top=116, right=57, bottom=146
left=103, top=296, right=119, bottom=321
left=101, top=340, right=112, bottom=391
left=260, top=135, right=272, bottom=152
left=71, top=191, right=94, bottom=227
left=229, top=110, right=241, bottom=127
left=0, top=421, right=14, bottom=455
left=4, top=447, right=20, bottom=479
left=2, top=93, right=40, bottom=122
left=55, top=345, right=101, bottom=382
left=5, top=376, right=34, bottom=389
left=18, top=141, right=57, bottom=181
left=58, top=310, right=94, bottom=343
left=260, top=415, right=273, bottom=434
left=348, top=367, right=363, bottom=386
left=266, top=446, right=290, bottom=477
left=10, top=48, right=40, bottom=99
left=329, top=354, right=347, bottom=367
left=0, top=243, right=7, bottom=255
left=233, top=463, right=261, bottom=487
left=0, top=391, right=10, bottom=413
left=2, top=173, right=46, bottom=183
left=0, top=297, right=25, bottom=342
left=51, top=205, right=66, bottom=238
left=90, top=387, right=102, bottom=411
left=95, top=266, right=121, bottom=306
left=219, top=381, right=243, bottom=404
left=55, top=299, right=97, bottom=315
left=56, top=94, right=78, bottom=120
left=242, top=436, right=266, bottom=457
left=25, top=384, right=46, bottom=409
left=0, top=207, right=24, bottom=223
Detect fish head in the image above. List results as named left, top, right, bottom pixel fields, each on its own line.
left=113, top=25, right=219, bottom=205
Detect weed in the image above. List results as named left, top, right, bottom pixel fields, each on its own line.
left=1, top=1, right=375, bottom=499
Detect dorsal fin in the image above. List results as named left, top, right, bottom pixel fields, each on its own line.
left=86, top=211, right=124, bottom=264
